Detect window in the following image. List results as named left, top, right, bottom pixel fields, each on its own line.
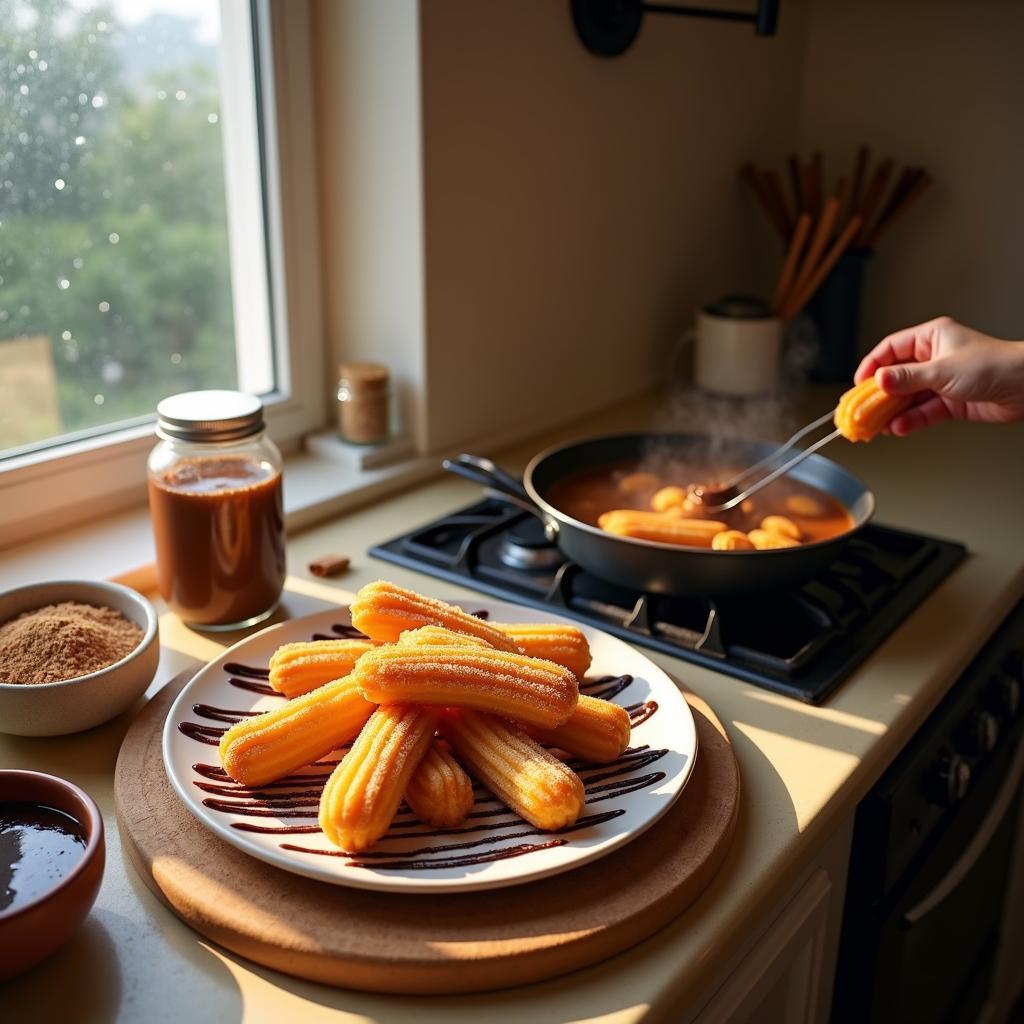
left=0, top=1, right=324, bottom=544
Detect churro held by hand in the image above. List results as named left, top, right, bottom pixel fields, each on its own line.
left=493, top=622, right=592, bottom=680
left=268, top=638, right=378, bottom=698
left=350, top=580, right=518, bottom=651
left=441, top=710, right=585, bottom=830
left=405, top=739, right=474, bottom=828
left=219, top=676, right=374, bottom=787
left=598, top=510, right=727, bottom=547
left=834, top=376, right=913, bottom=442
left=354, top=644, right=578, bottom=729
left=525, top=694, right=631, bottom=764
left=319, top=705, right=437, bottom=853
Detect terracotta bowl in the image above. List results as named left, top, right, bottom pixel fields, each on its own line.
left=0, top=580, right=159, bottom=736
left=0, top=770, right=105, bottom=981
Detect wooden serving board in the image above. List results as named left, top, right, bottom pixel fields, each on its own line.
left=115, top=669, right=740, bottom=995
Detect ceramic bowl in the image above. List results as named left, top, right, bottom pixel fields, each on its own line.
left=0, top=770, right=105, bottom=981
left=0, top=580, right=159, bottom=736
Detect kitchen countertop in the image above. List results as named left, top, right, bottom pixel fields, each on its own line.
left=3, top=390, right=1023, bottom=1023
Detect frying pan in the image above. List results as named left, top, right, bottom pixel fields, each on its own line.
left=443, top=432, right=874, bottom=595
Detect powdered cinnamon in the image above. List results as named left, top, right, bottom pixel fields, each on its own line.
left=0, top=602, right=143, bottom=685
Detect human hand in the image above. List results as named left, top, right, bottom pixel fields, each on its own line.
left=855, top=316, right=1024, bottom=435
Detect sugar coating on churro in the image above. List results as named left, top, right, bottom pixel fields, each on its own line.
left=268, top=638, right=378, bottom=698
left=398, top=625, right=491, bottom=649
left=354, top=644, right=579, bottom=729
left=405, top=739, right=474, bottom=828
left=319, top=705, right=438, bottom=853
left=350, top=580, right=518, bottom=651
left=441, top=710, right=585, bottom=831
left=219, top=675, right=374, bottom=787
left=525, top=693, right=631, bottom=764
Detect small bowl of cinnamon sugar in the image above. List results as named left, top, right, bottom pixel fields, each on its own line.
left=0, top=581, right=159, bottom=736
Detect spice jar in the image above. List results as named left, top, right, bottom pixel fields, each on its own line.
left=337, top=362, right=393, bottom=445
left=147, top=390, right=285, bottom=630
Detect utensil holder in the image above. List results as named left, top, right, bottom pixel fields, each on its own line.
left=808, top=249, right=872, bottom=383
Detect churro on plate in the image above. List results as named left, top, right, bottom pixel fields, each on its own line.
left=441, top=710, right=585, bottom=830
left=353, top=643, right=579, bottom=729
left=493, top=622, right=592, bottom=679
left=268, top=638, right=378, bottom=698
left=219, top=675, right=374, bottom=787
left=525, top=693, right=631, bottom=764
left=319, top=705, right=438, bottom=853
left=350, top=580, right=518, bottom=651
left=405, top=739, right=475, bottom=828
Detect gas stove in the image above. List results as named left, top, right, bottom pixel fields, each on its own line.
left=369, top=498, right=966, bottom=703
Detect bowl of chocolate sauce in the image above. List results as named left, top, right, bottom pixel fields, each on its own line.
left=0, top=770, right=105, bottom=981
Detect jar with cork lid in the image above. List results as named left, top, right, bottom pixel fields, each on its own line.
left=336, top=362, right=394, bottom=445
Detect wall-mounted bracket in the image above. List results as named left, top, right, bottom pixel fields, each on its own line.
left=571, top=0, right=779, bottom=57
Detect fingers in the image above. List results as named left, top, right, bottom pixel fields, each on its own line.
left=888, top=395, right=956, bottom=436
left=875, top=359, right=947, bottom=396
left=855, top=316, right=953, bottom=383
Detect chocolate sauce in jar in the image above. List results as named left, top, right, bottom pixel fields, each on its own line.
left=149, top=456, right=284, bottom=628
left=148, top=390, right=285, bottom=630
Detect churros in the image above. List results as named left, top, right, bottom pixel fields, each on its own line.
left=748, top=528, right=800, bottom=550
left=525, top=694, right=630, bottom=764
left=349, top=580, right=519, bottom=651
left=834, top=376, right=913, bottom=442
left=598, top=510, right=727, bottom=547
left=493, top=622, right=591, bottom=679
left=268, top=638, right=378, bottom=698
left=405, top=739, right=474, bottom=828
left=711, top=529, right=755, bottom=551
left=219, top=675, right=374, bottom=786
left=318, top=705, right=437, bottom=853
left=353, top=644, right=578, bottom=729
left=441, top=710, right=585, bottom=830
left=760, top=515, right=802, bottom=541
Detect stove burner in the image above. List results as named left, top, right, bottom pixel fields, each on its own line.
left=369, top=499, right=966, bottom=704
left=497, top=515, right=563, bottom=571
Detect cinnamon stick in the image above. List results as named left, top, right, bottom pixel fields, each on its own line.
left=772, top=212, right=812, bottom=315
left=781, top=215, right=863, bottom=321
left=782, top=194, right=841, bottom=312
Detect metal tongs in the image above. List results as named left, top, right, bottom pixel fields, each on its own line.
left=690, top=410, right=840, bottom=513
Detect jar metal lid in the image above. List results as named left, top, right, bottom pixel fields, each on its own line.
left=156, top=390, right=265, bottom=443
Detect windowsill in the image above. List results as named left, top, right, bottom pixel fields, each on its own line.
left=0, top=446, right=440, bottom=591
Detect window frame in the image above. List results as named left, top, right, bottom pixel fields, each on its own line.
left=0, top=0, right=325, bottom=548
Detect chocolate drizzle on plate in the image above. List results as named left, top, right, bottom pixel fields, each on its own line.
left=176, top=627, right=670, bottom=871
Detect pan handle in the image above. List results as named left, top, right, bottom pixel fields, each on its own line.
left=442, top=454, right=548, bottom=523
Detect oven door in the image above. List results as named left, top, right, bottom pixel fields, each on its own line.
left=863, top=740, right=1024, bottom=1024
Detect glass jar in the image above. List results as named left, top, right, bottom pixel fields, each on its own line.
left=147, top=390, right=285, bottom=630
left=337, top=362, right=393, bottom=445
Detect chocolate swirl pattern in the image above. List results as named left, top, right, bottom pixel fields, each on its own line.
left=177, top=636, right=665, bottom=871
left=166, top=604, right=695, bottom=890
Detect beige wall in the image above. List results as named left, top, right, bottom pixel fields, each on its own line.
left=798, top=0, right=1024, bottom=347
left=312, top=0, right=428, bottom=447
left=418, top=0, right=809, bottom=451
left=313, top=0, right=1024, bottom=456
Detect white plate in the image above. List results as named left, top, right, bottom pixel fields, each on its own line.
left=163, top=599, right=697, bottom=893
